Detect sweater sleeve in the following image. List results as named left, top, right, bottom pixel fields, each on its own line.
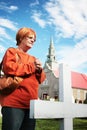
left=2, top=48, right=36, bottom=76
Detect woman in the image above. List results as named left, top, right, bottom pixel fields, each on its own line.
left=0, top=27, right=46, bottom=130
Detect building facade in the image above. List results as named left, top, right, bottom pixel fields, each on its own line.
left=38, top=38, right=87, bottom=103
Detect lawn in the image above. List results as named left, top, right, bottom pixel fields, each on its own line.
left=36, top=119, right=87, bottom=130
left=0, top=117, right=87, bottom=130
left=0, top=117, right=1, bottom=130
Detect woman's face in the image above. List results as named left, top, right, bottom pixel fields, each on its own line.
left=21, top=34, right=36, bottom=49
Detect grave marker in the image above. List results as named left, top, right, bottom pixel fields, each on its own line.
left=30, top=63, right=87, bottom=130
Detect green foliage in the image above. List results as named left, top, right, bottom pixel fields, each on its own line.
left=0, top=116, right=87, bottom=130
left=35, top=119, right=59, bottom=130
left=73, top=118, right=87, bottom=130
left=36, top=118, right=87, bottom=130
left=0, top=117, right=2, bottom=130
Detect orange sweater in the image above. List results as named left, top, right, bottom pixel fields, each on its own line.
left=0, top=48, right=46, bottom=109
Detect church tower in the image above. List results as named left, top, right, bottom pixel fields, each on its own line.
left=39, top=38, right=59, bottom=100
left=39, top=38, right=87, bottom=102
left=44, top=37, right=58, bottom=70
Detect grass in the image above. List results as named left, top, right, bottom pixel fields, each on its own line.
left=36, top=119, right=60, bottom=130
left=73, top=118, right=87, bottom=130
left=0, top=117, right=87, bottom=130
left=36, top=118, right=87, bottom=130
left=0, top=117, right=1, bottom=130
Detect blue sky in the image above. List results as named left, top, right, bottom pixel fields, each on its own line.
left=0, top=0, right=87, bottom=74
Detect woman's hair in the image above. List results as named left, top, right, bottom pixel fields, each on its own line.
left=16, top=27, right=36, bottom=45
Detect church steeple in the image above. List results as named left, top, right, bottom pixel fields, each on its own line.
left=47, top=37, right=56, bottom=62
left=44, top=37, right=58, bottom=70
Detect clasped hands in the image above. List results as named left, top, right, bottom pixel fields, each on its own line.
left=34, top=58, right=42, bottom=73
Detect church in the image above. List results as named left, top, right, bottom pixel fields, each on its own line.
left=38, top=38, right=87, bottom=103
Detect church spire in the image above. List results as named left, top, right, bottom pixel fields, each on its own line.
left=44, top=37, right=58, bottom=70
left=47, top=37, right=56, bottom=62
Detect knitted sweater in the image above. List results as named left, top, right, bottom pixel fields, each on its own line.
left=0, top=48, right=46, bottom=109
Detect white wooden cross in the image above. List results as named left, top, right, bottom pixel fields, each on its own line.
left=30, top=63, right=87, bottom=130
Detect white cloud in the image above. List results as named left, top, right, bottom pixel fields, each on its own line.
left=0, top=18, right=17, bottom=31
left=0, top=18, right=17, bottom=41
left=57, top=38, right=87, bottom=72
left=0, top=44, right=6, bottom=62
left=31, top=11, right=46, bottom=28
left=0, top=45, right=5, bottom=53
left=31, top=0, right=87, bottom=72
left=0, top=2, right=18, bottom=13
left=30, top=0, right=39, bottom=7
left=31, top=0, right=87, bottom=39
left=9, top=5, right=18, bottom=11
left=0, top=27, right=12, bottom=39
left=44, top=0, right=87, bottom=39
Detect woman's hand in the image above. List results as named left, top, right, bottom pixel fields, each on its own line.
left=34, top=58, right=42, bottom=73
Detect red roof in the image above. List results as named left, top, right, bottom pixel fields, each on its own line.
left=71, top=71, right=87, bottom=90
left=53, top=69, right=87, bottom=90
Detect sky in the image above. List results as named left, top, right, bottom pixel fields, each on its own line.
left=0, top=0, right=87, bottom=74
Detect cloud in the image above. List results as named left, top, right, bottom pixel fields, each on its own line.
left=31, top=0, right=87, bottom=39
left=31, top=11, right=46, bottom=28
left=31, top=0, right=87, bottom=72
left=9, top=5, right=18, bottom=11
left=0, top=18, right=17, bottom=41
left=30, top=0, right=39, bottom=7
left=0, top=2, right=18, bottom=13
left=0, top=27, right=12, bottom=39
left=44, top=0, right=87, bottom=39
left=0, top=45, right=5, bottom=53
left=0, top=18, right=17, bottom=31
left=0, top=44, right=6, bottom=62
left=57, top=38, right=87, bottom=72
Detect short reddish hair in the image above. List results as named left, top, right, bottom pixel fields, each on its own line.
left=16, top=27, right=36, bottom=45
